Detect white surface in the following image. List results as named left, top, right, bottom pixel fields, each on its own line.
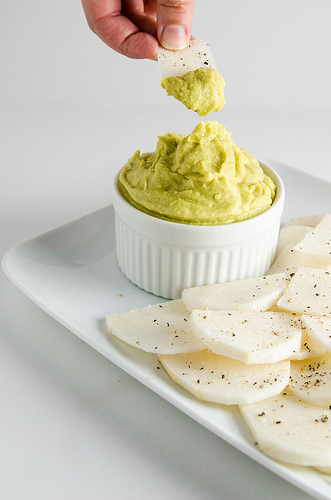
left=1, top=0, right=331, bottom=499
left=2, top=163, right=331, bottom=500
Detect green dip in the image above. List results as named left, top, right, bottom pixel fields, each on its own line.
left=118, top=121, right=276, bottom=226
left=161, top=67, right=225, bottom=116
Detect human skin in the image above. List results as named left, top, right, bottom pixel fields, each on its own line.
left=81, top=0, right=194, bottom=60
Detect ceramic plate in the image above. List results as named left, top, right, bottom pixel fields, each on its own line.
left=3, top=160, right=331, bottom=500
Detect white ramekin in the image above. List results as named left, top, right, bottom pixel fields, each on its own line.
left=112, top=162, right=285, bottom=299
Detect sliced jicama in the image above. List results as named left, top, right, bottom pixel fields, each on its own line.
left=106, top=299, right=205, bottom=354
left=267, top=245, right=331, bottom=277
left=239, top=390, right=331, bottom=467
left=158, top=350, right=290, bottom=405
left=275, top=225, right=311, bottom=258
left=182, top=277, right=261, bottom=312
left=294, top=218, right=331, bottom=262
left=288, top=352, right=331, bottom=405
left=236, top=273, right=288, bottom=312
left=285, top=214, right=326, bottom=228
left=158, top=39, right=217, bottom=78
left=315, top=466, right=331, bottom=474
left=299, top=315, right=331, bottom=352
left=289, top=329, right=327, bottom=360
left=317, top=214, right=331, bottom=228
left=277, top=267, right=331, bottom=317
left=188, top=310, right=302, bottom=364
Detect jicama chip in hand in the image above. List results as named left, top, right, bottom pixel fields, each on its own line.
left=158, top=39, right=217, bottom=78
left=158, top=39, right=225, bottom=115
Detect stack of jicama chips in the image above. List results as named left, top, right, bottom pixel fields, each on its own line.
left=106, top=213, right=331, bottom=472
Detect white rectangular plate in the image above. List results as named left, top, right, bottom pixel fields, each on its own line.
left=3, top=160, right=331, bottom=500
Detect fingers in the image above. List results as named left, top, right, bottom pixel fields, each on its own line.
left=97, top=15, right=158, bottom=59
left=144, top=0, right=157, bottom=17
left=156, top=0, right=194, bottom=50
left=81, top=0, right=158, bottom=59
left=81, top=0, right=194, bottom=59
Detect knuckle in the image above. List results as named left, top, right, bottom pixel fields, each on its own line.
left=158, top=0, right=192, bottom=13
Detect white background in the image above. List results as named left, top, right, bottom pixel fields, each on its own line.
left=1, top=0, right=331, bottom=499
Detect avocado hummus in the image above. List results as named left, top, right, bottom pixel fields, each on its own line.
left=118, top=121, right=276, bottom=225
left=161, top=67, right=225, bottom=116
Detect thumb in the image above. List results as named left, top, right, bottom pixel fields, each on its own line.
left=157, top=0, right=194, bottom=50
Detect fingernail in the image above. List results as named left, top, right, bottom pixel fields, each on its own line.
left=161, top=25, right=187, bottom=50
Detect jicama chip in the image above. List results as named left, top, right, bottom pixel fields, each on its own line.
left=236, top=273, right=288, bottom=312
left=106, top=299, right=205, bottom=354
left=239, top=390, right=331, bottom=467
left=294, top=219, right=331, bottom=262
left=316, top=214, right=331, bottom=228
left=158, top=39, right=217, bottom=78
left=277, top=267, right=331, bottom=317
left=285, top=214, right=326, bottom=228
left=321, top=474, right=331, bottom=485
left=182, top=277, right=263, bottom=312
left=289, top=330, right=327, bottom=360
left=275, top=225, right=311, bottom=258
left=267, top=245, right=331, bottom=277
left=300, top=315, right=331, bottom=352
left=158, top=350, right=290, bottom=405
left=189, top=310, right=302, bottom=364
left=288, top=353, right=331, bottom=405
left=316, top=466, right=331, bottom=474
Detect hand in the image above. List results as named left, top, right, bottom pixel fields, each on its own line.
left=81, top=0, right=194, bottom=60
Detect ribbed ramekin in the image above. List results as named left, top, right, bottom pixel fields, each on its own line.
left=112, top=162, right=285, bottom=299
